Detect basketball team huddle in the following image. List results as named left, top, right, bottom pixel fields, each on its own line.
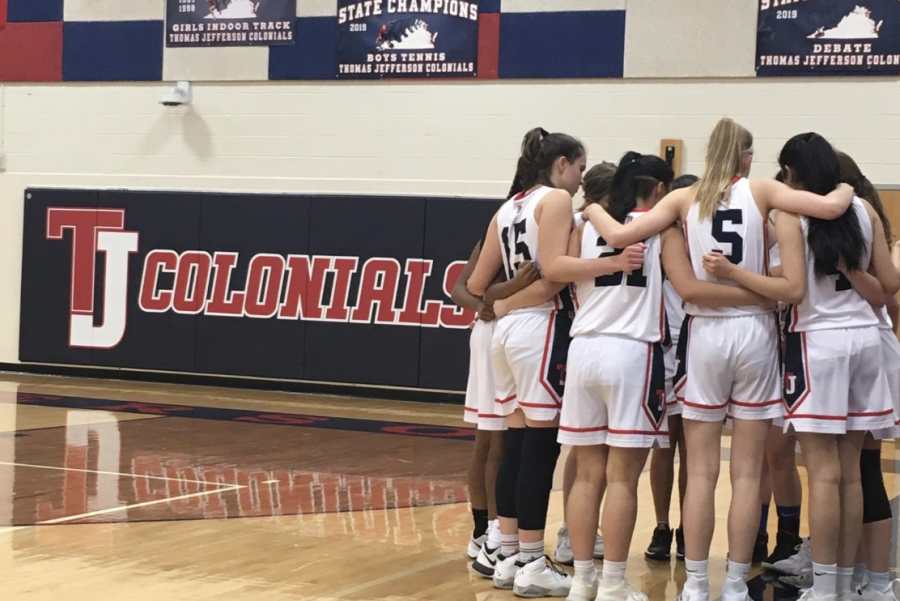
left=451, top=118, right=900, bottom=601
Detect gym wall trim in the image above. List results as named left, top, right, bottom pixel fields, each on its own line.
left=17, top=189, right=501, bottom=402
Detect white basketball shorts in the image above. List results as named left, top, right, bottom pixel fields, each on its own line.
left=783, top=327, right=894, bottom=435
left=559, top=334, right=669, bottom=448
left=492, top=309, right=572, bottom=423
left=463, top=320, right=507, bottom=431
left=680, top=314, right=783, bottom=422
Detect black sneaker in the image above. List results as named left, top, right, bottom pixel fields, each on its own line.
left=752, top=532, right=769, bottom=564
left=675, top=527, right=685, bottom=560
left=762, top=531, right=803, bottom=569
left=645, top=524, right=673, bottom=560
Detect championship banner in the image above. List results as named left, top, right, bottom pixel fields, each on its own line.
left=20, top=190, right=500, bottom=393
left=757, top=0, right=900, bottom=76
left=337, top=0, right=480, bottom=79
left=166, top=0, right=295, bottom=47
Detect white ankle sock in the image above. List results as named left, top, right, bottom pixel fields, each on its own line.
left=520, top=540, right=544, bottom=564
left=500, top=533, right=519, bottom=558
left=602, top=560, right=626, bottom=586
left=574, top=559, right=596, bottom=582
left=685, top=559, right=710, bottom=595
left=852, top=563, right=867, bottom=587
left=724, top=560, right=750, bottom=593
left=837, top=566, right=854, bottom=596
left=813, top=563, right=837, bottom=596
left=868, top=570, right=890, bottom=591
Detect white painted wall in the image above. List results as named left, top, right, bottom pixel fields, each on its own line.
left=1, top=78, right=899, bottom=363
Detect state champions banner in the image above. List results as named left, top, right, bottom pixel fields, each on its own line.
left=166, top=0, right=296, bottom=47
left=337, top=0, right=480, bottom=79
left=757, top=0, right=900, bottom=76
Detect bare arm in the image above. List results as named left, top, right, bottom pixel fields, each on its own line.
left=702, top=211, right=807, bottom=304
left=494, top=279, right=568, bottom=318
left=753, top=178, right=854, bottom=220
left=842, top=267, right=887, bottom=308
left=660, top=226, right=772, bottom=309
left=583, top=188, right=687, bottom=249
left=467, top=213, right=503, bottom=296
left=862, top=201, right=900, bottom=295
left=484, top=261, right=540, bottom=304
left=535, top=190, right=576, bottom=282
left=450, top=241, right=485, bottom=312
left=542, top=223, right=646, bottom=283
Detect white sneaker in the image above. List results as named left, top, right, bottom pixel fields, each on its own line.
left=596, top=579, right=648, bottom=601
left=766, top=538, right=812, bottom=576
left=566, top=576, right=599, bottom=601
left=513, top=556, right=572, bottom=598
left=796, top=587, right=838, bottom=601
left=554, top=526, right=602, bottom=564
left=468, top=532, right=488, bottom=559
left=555, top=526, right=573, bottom=565
left=493, top=553, right=520, bottom=590
left=721, top=579, right=751, bottom=601
left=473, top=542, right=502, bottom=578
left=676, top=578, right=711, bottom=601
left=860, top=581, right=900, bottom=601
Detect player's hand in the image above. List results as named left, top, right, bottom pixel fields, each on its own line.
left=494, top=300, right=510, bottom=319
left=514, top=261, right=540, bottom=285
left=478, top=303, right=496, bottom=323
left=703, top=252, right=734, bottom=280
left=614, top=243, right=645, bottom=273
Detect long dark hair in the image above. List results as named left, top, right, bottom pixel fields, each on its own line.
left=779, top=133, right=864, bottom=277
left=607, top=151, right=674, bottom=223
left=507, top=128, right=585, bottom=198
left=837, top=150, right=891, bottom=244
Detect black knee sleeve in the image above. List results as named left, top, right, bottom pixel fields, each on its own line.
left=516, top=427, right=561, bottom=531
left=861, top=448, right=892, bottom=524
left=495, top=427, right=525, bottom=519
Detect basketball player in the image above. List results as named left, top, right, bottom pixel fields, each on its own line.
left=702, top=133, right=899, bottom=601
left=560, top=153, right=774, bottom=601
left=645, top=173, right=697, bottom=562
left=467, top=127, right=585, bottom=597
left=835, top=151, right=900, bottom=601
left=451, top=238, right=540, bottom=560
left=556, top=161, right=616, bottom=566
left=582, top=118, right=855, bottom=601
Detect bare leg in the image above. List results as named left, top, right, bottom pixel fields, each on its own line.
left=566, top=445, right=609, bottom=562
left=728, top=418, right=772, bottom=564
left=682, top=419, right=723, bottom=562
left=602, top=446, right=652, bottom=561
left=486, top=430, right=506, bottom=519
left=797, top=432, right=841, bottom=566
left=837, top=432, right=865, bottom=570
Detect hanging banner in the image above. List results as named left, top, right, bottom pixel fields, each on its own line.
left=166, top=0, right=296, bottom=47
left=757, top=0, right=900, bottom=76
left=336, top=0, right=480, bottom=79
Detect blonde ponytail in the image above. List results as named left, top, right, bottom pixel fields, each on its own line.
left=694, top=118, right=753, bottom=221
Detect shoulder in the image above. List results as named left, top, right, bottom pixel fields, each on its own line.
left=540, top=188, right=574, bottom=207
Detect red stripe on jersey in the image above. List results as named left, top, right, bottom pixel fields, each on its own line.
left=495, top=394, right=517, bottom=404
left=464, top=406, right=477, bottom=412
left=609, top=428, right=671, bottom=436
left=785, top=414, right=847, bottom=421
left=731, top=398, right=783, bottom=407
left=848, top=409, right=894, bottom=417
left=682, top=399, right=729, bottom=410
left=538, top=311, right=563, bottom=406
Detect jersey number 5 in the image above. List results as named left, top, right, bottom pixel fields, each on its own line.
left=712, top=209, right=744, bottom=265
left=501, top=221, right=532, bottom=279
left=595, top=236, right=647, bottom=288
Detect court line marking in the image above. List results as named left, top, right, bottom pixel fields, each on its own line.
left=0, top=461, right=248, bottom=488
left=322, top=555, right=459, bottom=599
left=36, top=485, right=244, bottom=525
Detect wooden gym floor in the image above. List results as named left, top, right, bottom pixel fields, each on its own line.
left=0, top=373, right=897, bottom=600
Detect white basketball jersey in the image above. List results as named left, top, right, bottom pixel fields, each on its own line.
left=496, top=186, right=574, bottom=313
left=684, top=177, right=770, bottom=317
left=786, top=198, right=877, bottom=332
left=571, top=213, right=665, bottom=342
